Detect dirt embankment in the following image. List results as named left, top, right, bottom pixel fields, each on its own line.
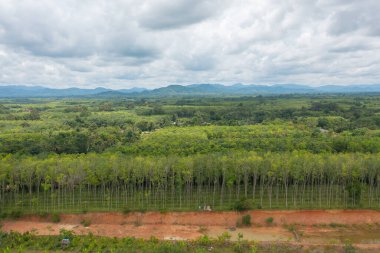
left=1, top=210, right=380, bottom=249
left=14, top=210, right=380, bottom=227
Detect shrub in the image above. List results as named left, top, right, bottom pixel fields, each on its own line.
left=38, top=211, right=48, bottom=218
left=197, top=235, right=211, bottom=246
left=265, top=217, right=274, bottom=224
left=242, top=215, right=251, bottom=226
left=51, top=213, right=61, bottom=223
left=231, top=197, right=253, bottom=211
left=344, top=240, right=356, bottom=253
left=0, top=212, right=7, bottom=219
left=9, top=210, right=23, bottom=219
left=122, top=206, right=131, bottom=214
left=59, top=228, right=74, bottom=241
left=81, top=219, right=91, bottom=227
left=217, top=232, right=231, bottom=243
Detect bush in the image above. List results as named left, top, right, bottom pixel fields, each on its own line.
left=51, top=213, right=61, bottom=223
left=81, top=219, right=91, bottom=227
left=38, top=211, right=49, bottom=218
left=344, top=240, right=356, bottom=253
left=231, top=197, right=253, bottom=211
left=122, top=206, right=131, bottom=214
left=9, top=210, right=23, bottom=219
left=59, top=229, right=74, bottom=241
left=217, top=232, right=231, bottom=243
left=242, top=215, right=251, bottom=226
left=0, top=212, right=7, bottom=219
left=197, top=235, right=211, bottom=246
left=265, top=217, right=274, bottom=224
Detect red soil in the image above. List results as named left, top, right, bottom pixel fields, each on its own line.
left=15, top=209, right=380, bottom=227
left=1, top=210, right=380, bottom=249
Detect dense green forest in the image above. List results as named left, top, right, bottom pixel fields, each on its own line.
left=1, top=94, right=380, bottom=213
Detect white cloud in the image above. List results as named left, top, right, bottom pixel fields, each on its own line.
left=0, top=0, right=379, bottom=89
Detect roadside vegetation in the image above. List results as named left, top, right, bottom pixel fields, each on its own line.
left=0, top=229, right=356, bottom=253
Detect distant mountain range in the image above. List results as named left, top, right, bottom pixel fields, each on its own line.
left=0, top=85, right=146, bottom=98
left=1, top=84, right=380, bottom=98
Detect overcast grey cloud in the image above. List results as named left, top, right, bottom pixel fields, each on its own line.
left=0, top=0, right=379, bottom=89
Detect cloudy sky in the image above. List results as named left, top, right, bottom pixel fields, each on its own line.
left=0, top=0, right=379, bottom=89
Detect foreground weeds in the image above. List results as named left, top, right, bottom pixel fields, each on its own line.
left=0, top=230, right=363, bottom=253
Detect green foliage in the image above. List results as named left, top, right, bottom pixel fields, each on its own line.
left=242, top=215, right=251, bottom=226
left=343, top=240, right=356, bottom=253
left=2, top=95, right=380, bottom=155
left=346, top=180, right=362, bottom=207
left=51, top=213, right=61, bottom=223
left=196, top=235, right=211, bottom=246
left=159, top=208, right=169, bottom=214
left=9, top=210, right=23, bottom=219
left=0, top=229, right=365, bottom=253
left=237, top=215, right=251, bottom=227
left=265, top=217, right=274, bottom=224
left=217, top=232, right=231, bottom=243
left=1, top=95, right=380, bottom=214
left=38, top=211, right=49, bottom=218
left=0, top=211, right=7, bottom=219
left=59, top=229, right=74, bottom=241
left=122, top=206, right=132, bottom=214
left=0, top=151, right=380, bottom=212
left=80, top=219, right=91, bottom=227
left=232, top=198, right=253, bottom=212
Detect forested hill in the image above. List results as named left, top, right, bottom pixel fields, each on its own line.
left=1, top=84, right=380, bottom=98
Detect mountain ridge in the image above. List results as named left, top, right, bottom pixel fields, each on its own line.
left=1, top=84, right=380, bottom=98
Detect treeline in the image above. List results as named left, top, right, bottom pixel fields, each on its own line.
left=2, top=96, right=380, bottom=155
left=123, top=125, right=380, bottom=155
left=138, top=98, right=380, bottom=129
left=1, top=152, right=379, bottom=212
left=3, top=124, right=380, bottom=155
left=0, top=128, right=139, bottom=154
